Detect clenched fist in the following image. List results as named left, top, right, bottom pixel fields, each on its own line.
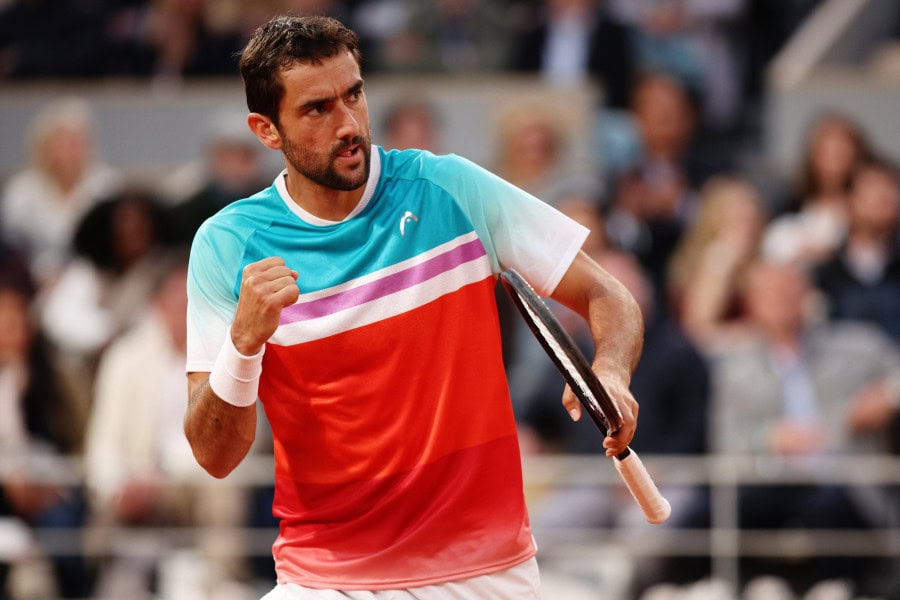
left=230, top=257, right=299, bottom=354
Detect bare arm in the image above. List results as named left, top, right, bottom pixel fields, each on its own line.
left=184, top=257, right=299, bottom=478
left=185, top=371, right=257, bottom=478
left=550, top=250, right=644, bottom=456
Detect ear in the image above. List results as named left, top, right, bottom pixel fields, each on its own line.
left=248, top=113, right=282, bottom=150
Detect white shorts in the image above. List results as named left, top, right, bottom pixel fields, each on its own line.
left=260, top=557, right=541, bottom=600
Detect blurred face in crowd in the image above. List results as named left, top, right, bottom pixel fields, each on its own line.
left=632, top=74, right=695, bottom=159
left=515, top=119, right=559, bottom=172
left=112, top=200, right=157, bottom=270
left=744, top=262, right=810, bottom=339
left=496, top=108, right=560, bottom=181
left=548, top=0, right=598, bottom=19
left=385, top=103, right=438, bottom=152
left=40, top=123, right=92, bottom=190
left=848, top=164, right=900, bottom=236
left=708, top=178, right=767, bottom=257
left=0, top=289, right=32, bottom=363
left=807, top=117, right=866, bottom=194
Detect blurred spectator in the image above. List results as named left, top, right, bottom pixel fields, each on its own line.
left=0, top=245, right=94, bottom=599
left=606, top=0, right=748, bottom=134
left=0, top=98, right=122, bottom=289
left=814, top=157, right=900, bottom=343
left=165, top=110, right=270, bottom=244
left=380, top=96, right=442, bottom=153
left=707, top=259, right=900, bottom=594
left=40, top=187, right=174, bottom=412
left=491, top=102, right=597, bottom=205
left=508, top=0, right=634, bottom=106
left=762, top=111, right=876, bottom=268
left=603, top=72, right=700, bottom=301
left=667, top=175, right=768, bottom=349
left=84, top=251, right=252, bottom=599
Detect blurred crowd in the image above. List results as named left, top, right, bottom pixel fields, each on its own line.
left=2, top=1, right=900, bottom=600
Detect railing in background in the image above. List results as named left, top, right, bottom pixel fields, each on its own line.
left=1, top=453, right=898, bottom=598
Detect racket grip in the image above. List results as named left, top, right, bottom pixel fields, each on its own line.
left=613, top=448, right=671, bottom=524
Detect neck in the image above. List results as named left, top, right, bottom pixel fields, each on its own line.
left=764, top=324, right=802, bottom=351
left=283, top=170, right=366, bottom=221
left=848, top=225, right=892, bottom=247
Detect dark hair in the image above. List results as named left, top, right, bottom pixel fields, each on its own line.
left=0, top=241, right=36, bottom=300
left=796, top=111, right=874, bottom=204
left=849, top=154, right=900, bottom=192
left=73, top=187, right=170, bottom=273
left=239, top=15, right=362, bottom=126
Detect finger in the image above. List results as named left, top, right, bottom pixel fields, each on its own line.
left=249, top=256, right=288, bottom=271
left=259, top=264, right=298, bottom=284
left=603, top=433, right=628, bottom=457
left=561, top=385, right=581, bottom=421
left=273, top=276, right=300, bottom=306
left=242, top=258, right=285, bottom=282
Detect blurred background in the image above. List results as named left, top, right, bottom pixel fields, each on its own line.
left=1, top=1, right=900, bottom=599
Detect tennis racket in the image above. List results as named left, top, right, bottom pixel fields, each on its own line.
left=500, top=268, right=671, bottom=524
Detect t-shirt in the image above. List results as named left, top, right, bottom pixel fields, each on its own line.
left=186, top=146, right=588, bottom=589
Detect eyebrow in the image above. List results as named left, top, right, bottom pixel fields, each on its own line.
left=300, top=79, right=364, bottom=111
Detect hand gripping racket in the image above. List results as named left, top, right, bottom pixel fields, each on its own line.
left=500, top=268, right=671, bottom=524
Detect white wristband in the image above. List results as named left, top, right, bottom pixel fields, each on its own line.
left=208, top=335, right=264, bottom=407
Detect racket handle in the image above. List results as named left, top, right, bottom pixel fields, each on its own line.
left=613, top=448, right=671, bottom=524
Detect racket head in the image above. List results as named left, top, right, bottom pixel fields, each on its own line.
left=500, top=268, right=623, bottom=435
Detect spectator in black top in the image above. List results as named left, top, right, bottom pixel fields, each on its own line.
left=815, top=157, right=900, bottom=343
left=508, top=0, right=634, bottom=108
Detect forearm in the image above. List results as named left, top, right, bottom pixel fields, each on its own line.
left=554, top=252, right=644, bottom=382
left=184, top=374, right=256, bottom=478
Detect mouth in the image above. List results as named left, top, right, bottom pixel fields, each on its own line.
left=335, top=143, right=360, bottom=161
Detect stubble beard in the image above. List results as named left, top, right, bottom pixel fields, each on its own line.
left=281, top=131, right=372, bottom=192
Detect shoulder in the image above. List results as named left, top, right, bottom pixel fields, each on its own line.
left=1, top=169, right=44, bottom=207
left=813, top=320, right=895, bottom=352
left=194, top=184, right=281, bottom=242
left=380, top=147, right=481, bottom=182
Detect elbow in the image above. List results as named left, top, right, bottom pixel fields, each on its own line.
left=188, top=442, right=239, bottom=479
left=184, top=424, right=246, bottom=479
left=202, top=461, right=236, bottom=480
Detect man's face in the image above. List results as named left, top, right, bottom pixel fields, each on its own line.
left=275, top=51, right=372, bottom=191
left=850, top=167, right=900, bottom=232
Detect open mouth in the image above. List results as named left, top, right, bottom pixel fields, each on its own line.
left=336, top=144, right=360, bottom=160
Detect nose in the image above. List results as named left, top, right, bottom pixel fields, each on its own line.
left=335, top=100, right=361, bottom=140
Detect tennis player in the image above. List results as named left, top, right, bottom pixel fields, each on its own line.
left=184, top=15, right=644, bottom=599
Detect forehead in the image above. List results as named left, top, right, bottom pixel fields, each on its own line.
left=279, top=52, right=362, bottom=101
